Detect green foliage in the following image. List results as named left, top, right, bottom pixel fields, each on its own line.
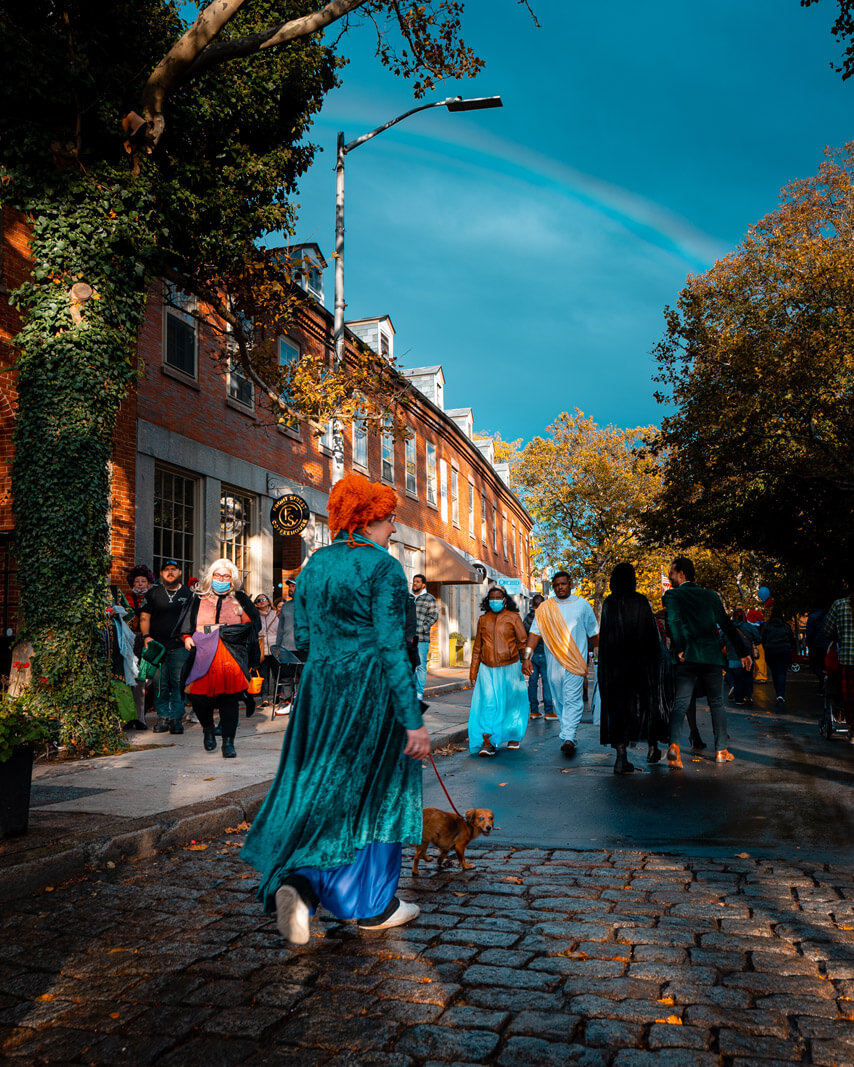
left=0, top=682, right=57, bottom=763
left=650, top=144, right=854, bottom=581
left=0, top=1, right=493, bottom=753
left=514, top=411, right=663, bottom=614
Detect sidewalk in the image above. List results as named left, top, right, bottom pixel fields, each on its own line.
left=0, top=668, right=473, bottom=903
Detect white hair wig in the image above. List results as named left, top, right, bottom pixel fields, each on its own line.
left=196, top=557, right=243, bottom=596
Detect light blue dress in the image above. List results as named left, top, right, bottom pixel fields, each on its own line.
left=467, top=609, right=529, bottom=753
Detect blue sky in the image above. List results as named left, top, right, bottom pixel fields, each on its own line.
left=283, top=0, right=853, bottom=444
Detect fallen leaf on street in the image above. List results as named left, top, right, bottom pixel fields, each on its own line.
left=225, top=821, right=251, bottom=833
left=735, top=852, right=750, bottom=859
left=658, top=996, right=675, bottom=1005
left=187, top=843, right=208, bottom=851
left=498, top=782, right=508, bottom=787
left=501, top=876, right=523, bottom=884
left=43, top=886, right=54, bottom=892
left=654, top=1016, right=682, bottom=1025
left=560, top=768, right=573, bottom=773
left=203, top=777, right=216, bottom=782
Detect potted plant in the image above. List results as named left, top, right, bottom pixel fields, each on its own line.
left=0, top=667, right=54, bottom=838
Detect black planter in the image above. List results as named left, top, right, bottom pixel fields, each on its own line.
left=0, top=745, right=34, bottom=838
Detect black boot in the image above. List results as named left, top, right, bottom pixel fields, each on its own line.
left=203, top=731, right=217, bottom=752
left=222, top=737, right=236, bottom=759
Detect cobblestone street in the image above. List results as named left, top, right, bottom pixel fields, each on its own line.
left=3, top=835, right=854, bottom=1065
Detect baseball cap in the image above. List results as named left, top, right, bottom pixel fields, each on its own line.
left=160, top=559, right=180, bottom=570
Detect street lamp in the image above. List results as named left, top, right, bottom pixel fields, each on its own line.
left=329, top=94, right=502, bottom=483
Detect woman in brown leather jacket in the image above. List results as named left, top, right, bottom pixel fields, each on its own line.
left=468, top=587, right=529, bottom=757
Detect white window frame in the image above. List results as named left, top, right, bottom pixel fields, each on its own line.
left=312, top=516, right=331, bottom=553
left=481, top=492, right=487, bottom=544
left=492, top=505, right=498, bottom=553
left=381, top=421, right=395, bottom=483
left=503, top=512, right=509, bottom=560
left=353, top=417, right=368, bottom=470
left=451, top=469, right=459, bottom=527
left=405, top=434, right=417, bottom=496
left=163, top=283, right=198, bottom=379
left=277, top=337, right=300, bottom=432
left=426, top=443, right=438, bottom=508
left=468, top=482, right=475, bottom=539
left=439, top=460, right=449, bottom=523
left=220, top=486, right=255, bottom=590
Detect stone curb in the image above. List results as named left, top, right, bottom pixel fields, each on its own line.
left=0, top=723, right=471, bottom=904
left=423, top=679, right=470, bottom=699
left=0, top=780, right=273, bottom=905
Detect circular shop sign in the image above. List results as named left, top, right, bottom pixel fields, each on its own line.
left=270, top=494, right=310, bottom=536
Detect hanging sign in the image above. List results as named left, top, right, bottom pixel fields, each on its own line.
left=270, top=494, right=310, bottom=536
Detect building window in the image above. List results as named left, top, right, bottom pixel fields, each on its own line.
left=312, top=517, right=331, bottom=552
left=381, top=421, right=395, bottom=483
left=401, top=546, right=420, bottom=586
left=277, top=337, right=300, bottom=430
left=153, top=466, right=196, bottom=576
left=353, top=418, right=368, bottom=469
left=511, top=520, right=517, bottom=564
left=405, top=435, right=417, bottom=496
left=469, top=482, right=475, bottom=539
left=163, top=284, right=197, bottom=378
left=481, top=492, right=487, bottom=544
left=220, top=487, right=253, bottom=589
left=440, top=460, right=448, bottom=523
left=426, top=443, right=437, bottom=507
left=451, top=469, right=459, bottom=527
left=492, top=506, right=498, bottom=553
left=503, top=513, right=508, bottom=559
left=227, top=359, right=253, bottom=408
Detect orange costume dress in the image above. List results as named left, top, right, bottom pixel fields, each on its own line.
left=185, top=595, right=252, bottom=696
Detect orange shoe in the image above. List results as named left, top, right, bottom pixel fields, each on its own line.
left=715, top=749, right=735, bottom=762
left=667, top=743, right=682, bottom=768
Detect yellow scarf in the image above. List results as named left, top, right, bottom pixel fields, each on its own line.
left=535, top=598, right=589, bottom=676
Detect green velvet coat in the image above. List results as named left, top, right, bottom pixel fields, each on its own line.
left=241, top=532, right=423, bottom=912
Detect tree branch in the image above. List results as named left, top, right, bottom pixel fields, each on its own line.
left=139, top=0, right=367, bottom=147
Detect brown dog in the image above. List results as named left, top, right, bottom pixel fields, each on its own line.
left=411, top=807, right=494, bottom=875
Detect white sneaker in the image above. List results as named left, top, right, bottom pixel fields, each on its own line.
left=274, top=701, right=292, bottom=717
left=275, top=884, right=311, bottom=945
left=357, top=899, right=420, bottom=931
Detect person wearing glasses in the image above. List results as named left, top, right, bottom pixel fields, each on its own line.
left=242, top=473, right=429, bottom=944
left=176, top=559, right=261, bottom=758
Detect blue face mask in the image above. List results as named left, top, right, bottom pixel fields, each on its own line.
left=211, top=579, right=231, bottom=594
left=489, top=600, right=504, bottom=613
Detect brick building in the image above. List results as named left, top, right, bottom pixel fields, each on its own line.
left=1, top=212, right=533, bottom=666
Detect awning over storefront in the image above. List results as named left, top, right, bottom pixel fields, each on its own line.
left=426, top=535, right=483, bottom=585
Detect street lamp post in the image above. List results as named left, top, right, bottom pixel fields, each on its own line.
left=329, top=95, right=502, bottom=483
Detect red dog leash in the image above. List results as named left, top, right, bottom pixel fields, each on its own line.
left=428, top=751, right=462, bottom=818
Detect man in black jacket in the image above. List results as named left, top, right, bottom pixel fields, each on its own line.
left=139, top=560, right=192, bottom=734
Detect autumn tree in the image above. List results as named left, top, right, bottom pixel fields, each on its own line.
left=513, top=411, right=665, bottom=616
left=802, top=0, right=854, bottom=78
left=0, top=0, right=495, bottom=753
left=650, top=143, right=854, bottom=582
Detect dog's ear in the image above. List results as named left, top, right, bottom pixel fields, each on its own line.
left=464, top=808, right=476, bottom=823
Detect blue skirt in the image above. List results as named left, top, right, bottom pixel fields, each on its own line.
left=294, top=841, right=402, bottom=921
left=468, top=662, right=529, bottom=753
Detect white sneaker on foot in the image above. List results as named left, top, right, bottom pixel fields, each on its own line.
left=358, top=899, right=420, bottom=931
left=274, top=701, right=292, bottom=717
left=275, top=884, right=311, bottom=945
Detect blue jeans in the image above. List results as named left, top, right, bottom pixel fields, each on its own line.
left=154, top=647, right=189, bottom=721
left=527, top=655, right=553, bottom=713
left=670, top=663, right=727, bottom=751
left=766, top=650, right=791, bottom=699
left=415, top=641, right=430, bottom=696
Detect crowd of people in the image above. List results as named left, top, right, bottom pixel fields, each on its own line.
left=111, top=557, right=305, bottom=758
left=102, top=469, right=852, bottom=948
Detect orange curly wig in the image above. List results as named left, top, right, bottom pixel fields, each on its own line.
left=327, top=473, right=397, bottom=543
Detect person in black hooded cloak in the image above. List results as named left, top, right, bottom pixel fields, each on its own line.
left=598, top=562, right=669, bottom=773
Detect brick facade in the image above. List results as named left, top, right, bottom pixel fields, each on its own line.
left=1, top=211, right=533, bottom=665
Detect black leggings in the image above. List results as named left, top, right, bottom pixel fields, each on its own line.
left=190, top=693, right=239, bottom=740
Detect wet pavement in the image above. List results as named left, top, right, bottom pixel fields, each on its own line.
left=425, top=673, right=854, bottom=864
left=3, top=668, right=854, bottom=1064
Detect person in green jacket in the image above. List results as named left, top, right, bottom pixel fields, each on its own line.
left=241, top=474, right=430, bottom=944
left=663, top=556, right=752, bottom=767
